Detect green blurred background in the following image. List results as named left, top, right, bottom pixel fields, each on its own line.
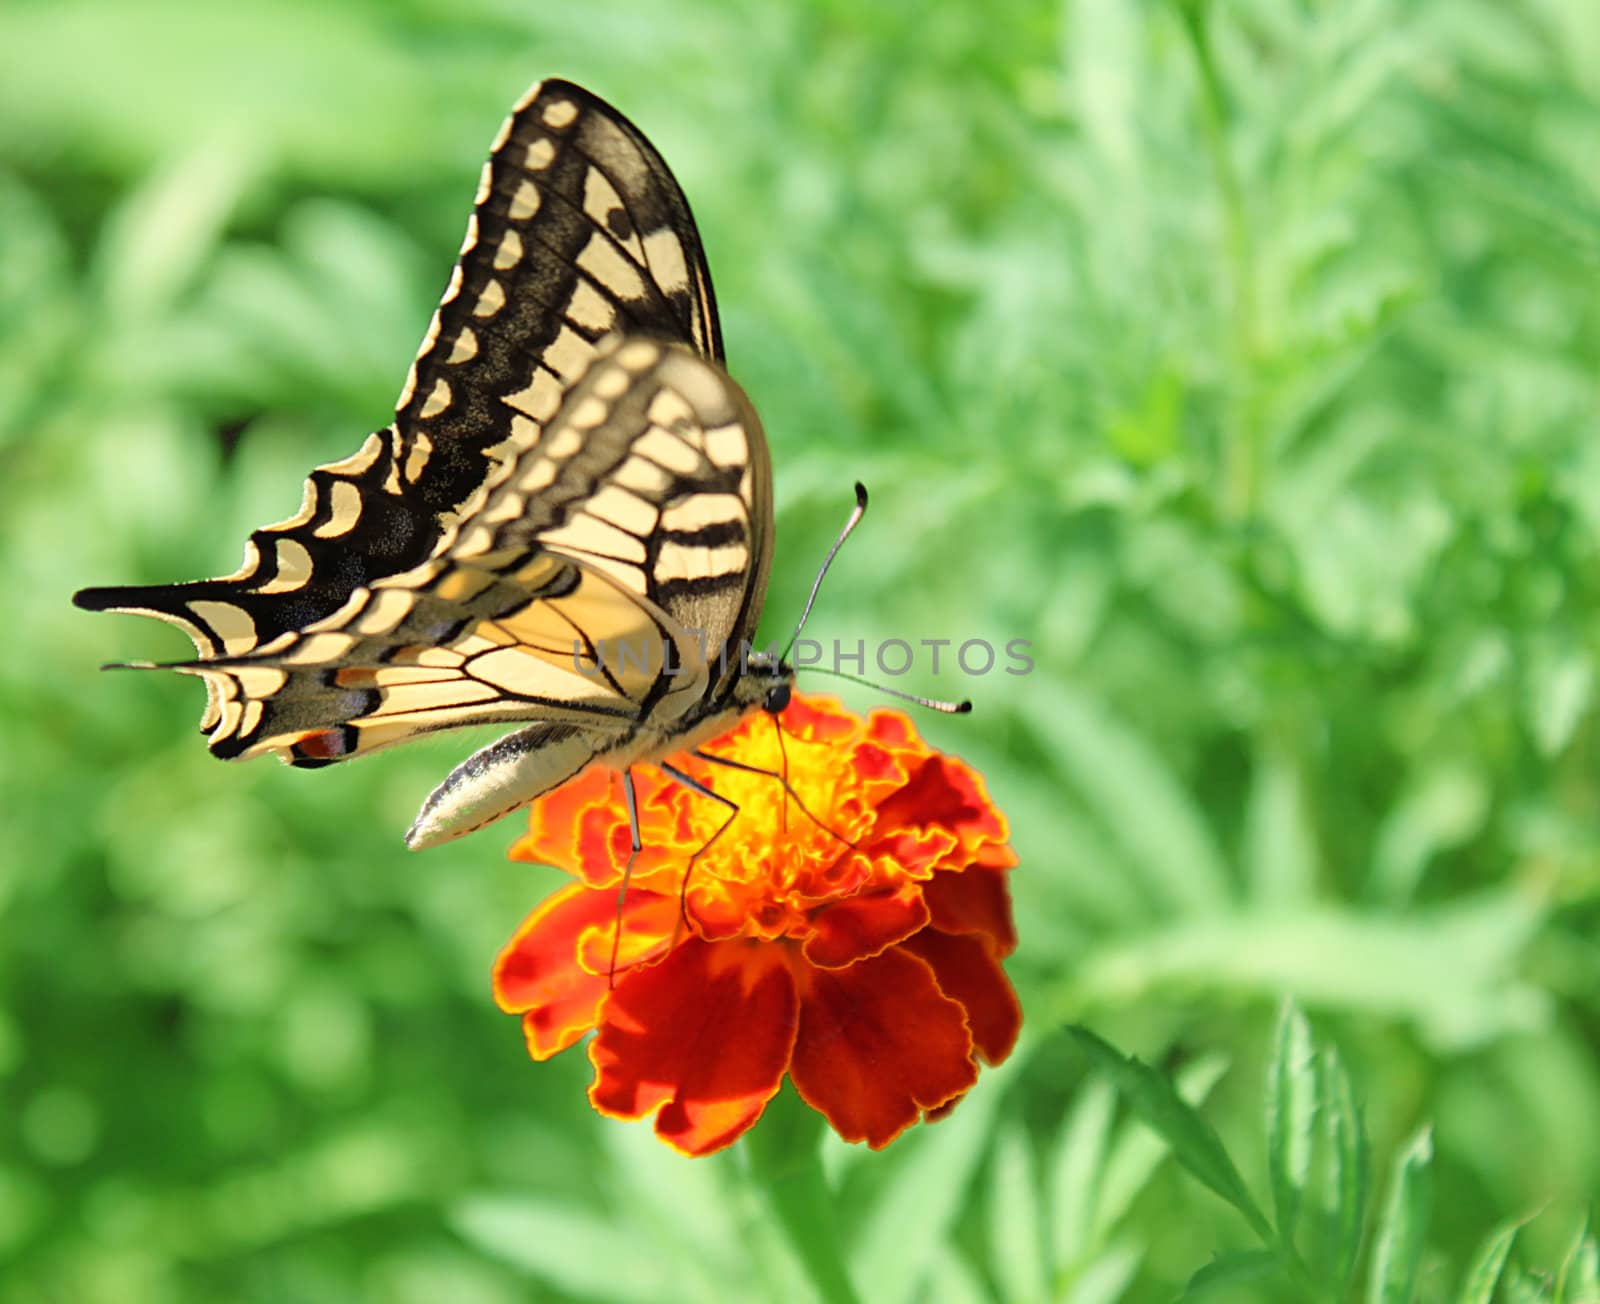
left=4, top=0, right=1598, bottom=1299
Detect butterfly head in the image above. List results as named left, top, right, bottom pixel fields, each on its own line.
left=740, top=647, right=794, bottom=717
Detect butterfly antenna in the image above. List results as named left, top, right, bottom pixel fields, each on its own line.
left=804, top=665, right=972, bottom=714
left=782, top=482, right=868, bottom=662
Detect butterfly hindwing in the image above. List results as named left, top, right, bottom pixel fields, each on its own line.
left=73, top=79, right=722, bottom=708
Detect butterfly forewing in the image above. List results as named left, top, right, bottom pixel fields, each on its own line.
left=73, top=79, right=722, bottom=725
left=397, top=80, right=722, bottom=461
left=184, top=337, right=771, bottom=769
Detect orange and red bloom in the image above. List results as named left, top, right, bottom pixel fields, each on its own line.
left=493, top=694, right=1020, bottom=1156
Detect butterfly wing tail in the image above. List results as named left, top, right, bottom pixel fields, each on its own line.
left=74, top=580, right=261, bottom=660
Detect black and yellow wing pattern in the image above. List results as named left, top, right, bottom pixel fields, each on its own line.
left=75, top=79, right=784, bottom=847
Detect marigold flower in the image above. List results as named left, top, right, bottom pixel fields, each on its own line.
left=493, top=693, right=1021, bottom=1156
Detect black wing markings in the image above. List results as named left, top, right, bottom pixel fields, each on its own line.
left=73, top=80, right=723, bottom=732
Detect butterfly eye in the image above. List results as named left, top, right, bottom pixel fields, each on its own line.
left=764, top=683, right=791, bottom=715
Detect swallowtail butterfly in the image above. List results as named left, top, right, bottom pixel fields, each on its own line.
left=74, top=79, right=802, bottom=849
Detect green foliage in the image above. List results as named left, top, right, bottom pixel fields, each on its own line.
left=1074, top=1004, right=1598, bottom=1303
left=3, top=0, right=1598, bottom=1300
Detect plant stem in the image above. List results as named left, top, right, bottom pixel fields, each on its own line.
left=743, top=1084, right=861, bottom=1304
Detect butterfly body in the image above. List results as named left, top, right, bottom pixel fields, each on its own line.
left=75, top=80, right=795, bottom=847
left=407, top=649, right=790, bottom=850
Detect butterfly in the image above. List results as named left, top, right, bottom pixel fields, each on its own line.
left=74, top=79, right=816, bottom=851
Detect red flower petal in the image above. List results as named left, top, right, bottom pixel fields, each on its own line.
left=790, top=946, right=977, bottom=1148
left=924, top=861, right=1017, bottom=957
left=572, top=893, right=682, bottom=976
left=781, top=695, right=861, bottom=745
left=858, top=825, right=960, bottom=879
left=588, top=939, right=799, bottom=1156
left=865, top=709, right=916, bottom=750
left=570, top=766, right=693, bottom=890
left=802, top=882, right=929, bottom=969
left=494, top=884, right=677, bottom=1059
left=844, top=740, right=917, bottom=809
left=509, top=766, right=615, bottom=872
left=511, top=766, right=694, bottom=890
left=493, top=883, right=611, bottom=1059
left=875, top=755, right=1007, bottom=852
left=902, top=928, right=1021, bottom=1065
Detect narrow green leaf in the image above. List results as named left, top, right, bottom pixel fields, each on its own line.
left=1245, top=746, right=1318, bottom=907
left=1071, top=892, right=1545, bottom=1049
left=1066, top=0, right=1143, bottom=175
left=743, top=1084, right=861, bottom=1304
left=1093, top=1055, right=1229, bottom=1240
left=1266, top=998, right=1317, bottom=1246
left=1310, top=1045, right=1368, bottom=1291
left=95, top=139, right=254, bottom=325
left=1370, top=765, right=1489, bottom=907
left=1178, top=1249, right=1290, bottom=1301
left=927, top=1247, right=990, bottom=1304
left=1062, top=1240, right=1143, bottom=1304
left=451, top=1195, right=670, bottom=1302
left=1050, top=1076, right=1116, bottom=1265
left=1067, top=1026, right=1270, bottom=1240
left=1501, top=1262, right=1553, bottom=1304
left=1426, top=142, right=1600, bottom=268
left=1366, top=1126, right=1433, bottom=1304
left=1555, top=1209, right=1599, bottom=1304
left=605, top=1122, right=738, bottom=1275
left=1525, top=640, right=1594, bottom=758
left=1029, top=685, right=1233, bottom=913
left=1457, top=1219, right=1520, bottom=1304
left=989, top=1121, right=1049, bottom=1304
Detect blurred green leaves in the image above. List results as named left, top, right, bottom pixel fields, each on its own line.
left=4, top=0, right=1599, bottom=1299
left=1069, top=1027, right=1270, bottom=1243
left=1076, top=1004, right=1597, bottom=1304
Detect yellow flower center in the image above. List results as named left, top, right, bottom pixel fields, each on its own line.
left=661, top=723, right=894, bottom=944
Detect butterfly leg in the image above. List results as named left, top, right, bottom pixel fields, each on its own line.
left=689, top=748, right=856, bottom=851
left=776, top=716, right=790, bottom=834
left=606, top=768, right=643, bottom=988
left=659, top=760, right=742, bottom=942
